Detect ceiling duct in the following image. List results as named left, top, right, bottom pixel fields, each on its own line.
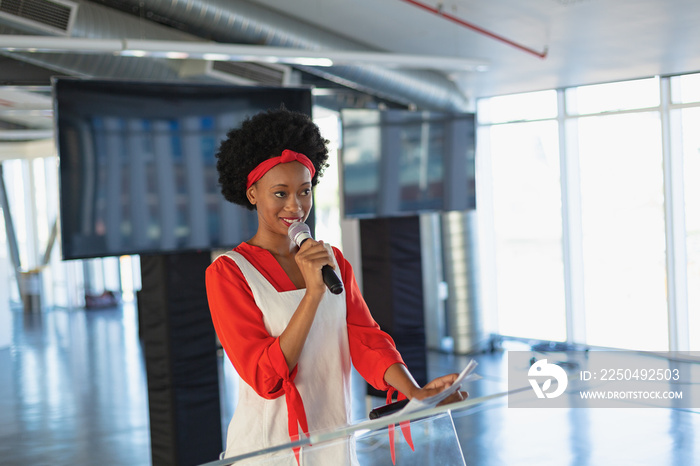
left=0, top=1, right=193, bottom=81
left=106, top=0, right=470, bottom=111
left=0, top=0, right=290, bottom=84
left=0, top=0, right=471, bottom=110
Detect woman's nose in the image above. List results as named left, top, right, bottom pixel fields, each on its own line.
left=285, top=194, right=302, bottom=211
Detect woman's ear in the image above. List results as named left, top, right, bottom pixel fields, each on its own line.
left=246, top=185, right=257, bottom=206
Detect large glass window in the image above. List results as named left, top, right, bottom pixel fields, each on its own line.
left=312, top=108, right=343, bottom=248
left=477, top=76, right=700, bottom=351
left=680, top=107, right=700, bottom=350
left=671, top=73, right=700, bottom=104
left=566, top=78, right=660, bottom=115
left=572, top=111, right=668, bottom=350
left=488, top=119, right=566, bottom=341
left=477, top=90, right=557, bottom=124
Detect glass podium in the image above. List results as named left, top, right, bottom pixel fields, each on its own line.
left=199, top=399, right=476, bottom=466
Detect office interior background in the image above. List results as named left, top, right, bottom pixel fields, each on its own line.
left=1, top=0, right=700, bottom=465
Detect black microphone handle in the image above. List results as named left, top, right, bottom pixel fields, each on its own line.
left=322, top=264, right=344, bottom=295
left=297, top=236, right=344, bottom=295
left=368, top=398, right=410, bottom=419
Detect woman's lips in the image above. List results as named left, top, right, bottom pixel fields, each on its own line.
left=281, top=217, right=302, bottom=228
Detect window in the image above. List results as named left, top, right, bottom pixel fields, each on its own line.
left=477, top=90, right=557, bottom=124
left=566, top=78, right=660, bottom=115
left=478, top=74, right=700, bottom=351
left=312, top=108, right=343, bottom=248
left=574, top=112, right=668, bottom=350
left=671, top=73, right=700, bottom=104
left=486, top=118, right=566, bottom=342
left=679, top=107, right=700, bottom=350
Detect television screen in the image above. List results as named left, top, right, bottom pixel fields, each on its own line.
left=340, top=109, right=476, bottom=218
left=54, top=78, right=313, bottom=260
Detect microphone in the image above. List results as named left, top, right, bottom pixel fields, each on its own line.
left=368, top=398, right=409, bottom=419
left=288, top=222, right=344, bottom=295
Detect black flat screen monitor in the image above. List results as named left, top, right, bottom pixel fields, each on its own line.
left=54, top=78, right=312, bottom=260
left=340, top=109, right=476, bottom=218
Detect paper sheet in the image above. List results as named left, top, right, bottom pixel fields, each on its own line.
left=397, top=359, right=479, bottom=415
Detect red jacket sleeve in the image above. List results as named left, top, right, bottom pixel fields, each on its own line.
left=206, top=255, right=296, bottom=399
left=333, top=247, right=405, bottom=391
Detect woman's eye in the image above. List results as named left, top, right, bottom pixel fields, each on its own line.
left=301, top=189, right=311, bottom=196
left=274, top=192, right=286, bottom=198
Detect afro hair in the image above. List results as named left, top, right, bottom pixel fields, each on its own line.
left=215, top=108, right=329, bottom=210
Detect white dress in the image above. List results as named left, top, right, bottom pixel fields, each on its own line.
left=221, top=248, right=358, bottom=465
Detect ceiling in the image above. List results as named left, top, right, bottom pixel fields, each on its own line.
left=1, top=0, right=700, bottom=153
left=254, top=0, right=700, bottom=98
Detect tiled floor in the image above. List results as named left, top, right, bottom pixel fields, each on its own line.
left=2, top=303, right=699, bottom=465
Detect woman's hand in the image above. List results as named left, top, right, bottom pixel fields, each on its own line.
left=410, top=373, right=468, bottom=406
left=294, top=239, right=335, bottom=296
left=384, top=364, right=468, bottom=406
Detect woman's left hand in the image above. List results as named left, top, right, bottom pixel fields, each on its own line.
left=411, top=373, right=468, bottom=406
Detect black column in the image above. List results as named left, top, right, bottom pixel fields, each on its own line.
left=138, top=251, right=222, bottom=466
left=359, top=216, right=427, bottom=397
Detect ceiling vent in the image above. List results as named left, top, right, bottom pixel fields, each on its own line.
left=208, top=61, right=290, bottom=86
left=0, top=0, right=77, bottom=35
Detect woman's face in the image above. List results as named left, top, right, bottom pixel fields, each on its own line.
left=246, top=161, right=313, bottom=238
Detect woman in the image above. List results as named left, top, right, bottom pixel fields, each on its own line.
left=206, top=108, right=464, bottom=464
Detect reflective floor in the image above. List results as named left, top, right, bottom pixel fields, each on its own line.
left=448, top=352, right=700, bottom=466
left=0, top=303, right=150, bottom=466
left=2, top=304, right=699, bottom=465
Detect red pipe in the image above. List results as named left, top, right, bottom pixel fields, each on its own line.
left=399, top=0, right=548, bottom=59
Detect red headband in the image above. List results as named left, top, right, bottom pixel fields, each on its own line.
left=246, top=149, right=316, bottom=190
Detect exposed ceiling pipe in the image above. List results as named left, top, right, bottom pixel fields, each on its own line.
left=399, top=0, right=548, bottom=59
left=0, top=0, right=473, bottom=111
left=0, top=129, right=54, bottom=140
left=0, top=35, right=488, bottom=71
left=0, top=2, right=207, bottom=82
left=102, top=0, right=472, bottom=111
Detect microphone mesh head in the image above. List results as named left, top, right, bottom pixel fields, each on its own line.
left=288, top=222, right=311, bottom=246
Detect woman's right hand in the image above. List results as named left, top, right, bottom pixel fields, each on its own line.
left=294, top=239, right=334, bottom=296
